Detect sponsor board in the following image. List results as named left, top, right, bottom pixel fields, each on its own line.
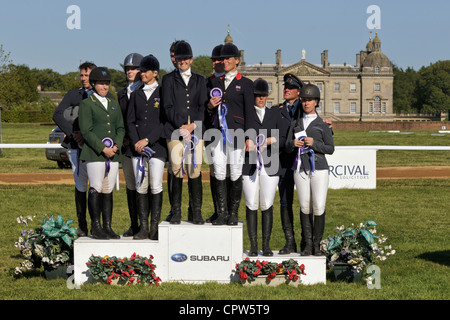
left=326, top=148, right=376, bottom=189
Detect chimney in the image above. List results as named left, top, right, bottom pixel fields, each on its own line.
left=239, top=49, right=245, bottom=67
left=276, top=49, right=281, bottom=69
left=321, top=50, right=329, bottom=68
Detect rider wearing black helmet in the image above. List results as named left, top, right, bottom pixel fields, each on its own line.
left=78, top=67, right=125, bottom=239
left=285, top=83, right=334, bottom=256
left=117, top=53, right=144, bottom=237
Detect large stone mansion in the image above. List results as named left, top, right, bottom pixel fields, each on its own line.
left=229, top=31, right=394, bottom=121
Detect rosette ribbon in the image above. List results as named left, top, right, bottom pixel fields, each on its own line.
left=137, top=146, right=156, bottom=186
left=218, top=103, right=233, bottom=146
left=256, top=134, right=266, bottom=172
left=181, top=134, right=199, bottom=177
left=291, top=136, right=315, bottom=174
left=210, top=87, right=232, bottom=146
left=102, top=137, right=114, bottom=176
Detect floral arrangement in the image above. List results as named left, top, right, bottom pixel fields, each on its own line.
left=235, top=258, right=306, bottom=283
left=86, top=253, right=161, bottom=285
left=321, top=220, right=395, bottom=273
left=14, top=214, right=77, bottom=275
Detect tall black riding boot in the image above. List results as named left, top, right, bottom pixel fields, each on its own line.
left=87, top=188, right=108, bottom=239
left=227, top=176, right=242, bottom=225
left=313, top=212, right=326, bottom=256
left=102, top=192, right=120, bottom=239
left=149, top=192, right=162, bottom=240
left=75, top=188, right=88, bottom=237
left=123, top=188, right=139, bottom=237
left=206, top=174, right=218, bottom=223
left=300, top=212, right=313, bottom=256
left=169, top=176, right=183, bottom=224
left=134, top=192, right=150, bottom=239
left=279, top=206, right=297, bottom=254
left=262, top=206, right=274, bottom=256
left=246, top=207, right=258, bottom=256
left=190, top=175, right=204, bottom=224
left=187, top=177, right=193, bottom=222
left=165, top=171, right=174, bottom=222
left=300, top=202, right=314, bottom=251
left=226, top=176, right=232, bottom=221
left=212, top=178, right=228, bottom=225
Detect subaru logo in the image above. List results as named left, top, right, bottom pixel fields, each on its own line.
left=171, top=253, right=187, bottom=262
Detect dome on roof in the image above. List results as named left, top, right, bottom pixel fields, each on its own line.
left=362, top=51, right=392, bottom=68
left=224, top=28, right=233, bottom=44
left=366, top=37, right=373, bottom=51
left=373, top=33, right=381, bottom=44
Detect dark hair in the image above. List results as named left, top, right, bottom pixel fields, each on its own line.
left=79, top=61, right=96, bottom=71
left=170, top=40, right=182, bottom=54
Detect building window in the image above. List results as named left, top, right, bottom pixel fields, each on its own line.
left=373, top=96, right=381, bottom=113
left=369, top=102, right=373, bottom=113
left=374, top=83, right=381, bottom=91
left=350, top=102, right=357, bottom=114
left=266, top=101, right=272, bottom=108
left=375, top=67, right=380, bottom=74
left=382, top=102, right=386, bottom=113
left=268, top=82, right=273, bottom=93
left=334, top=82, right=340, bottom=92
left=350, top=83, right=356, bottom=92
left=334, top=102, right=340, bottom=113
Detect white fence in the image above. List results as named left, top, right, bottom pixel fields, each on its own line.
left=1, top=144, right=450, bottom=151
left=1, top=144, right=449, bottom=190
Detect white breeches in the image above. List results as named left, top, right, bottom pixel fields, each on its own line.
left=68, top=148, right=88, bottom=192
left=294, top=169, right=329, bottom=216
left=243, top=167, right=279, bottom=211
left=211, top=141, right=244, bottom=181
left=132, top=156, right=165, bottom=194
left=86, top=161, right=119, bottom=194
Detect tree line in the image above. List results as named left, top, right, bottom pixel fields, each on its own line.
left=393, top=60, right=449, bottom=114
left=0, top=44, right=448, bottom=116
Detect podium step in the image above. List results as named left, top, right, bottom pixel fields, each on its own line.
left=74, top=221, right=325, bottom=286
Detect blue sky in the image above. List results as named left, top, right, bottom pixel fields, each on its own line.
left=1, top=0, right=448, bottom=74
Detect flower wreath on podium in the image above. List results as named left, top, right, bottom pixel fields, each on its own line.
left=235, top=258, right=306, bottom=284
left=86, top=253, right=161, bottom=285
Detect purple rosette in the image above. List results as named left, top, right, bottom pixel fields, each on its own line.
left=181, top=134, right=199, bottom=177
left=291, top=135, right=315, bottom=174
left=210, top=87, right=223, bottom=98
left=137, top=146, right=156, bottom=186
left=102, top=137, right=114, bottom=175
left=256, top=134, right=266, bottom=171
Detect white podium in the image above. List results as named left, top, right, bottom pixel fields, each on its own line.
left=74, top=221, right=326, bottom=286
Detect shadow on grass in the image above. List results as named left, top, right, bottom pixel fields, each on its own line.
left=417, top=250, right=450, bottom=267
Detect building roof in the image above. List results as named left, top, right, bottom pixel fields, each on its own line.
left=362, top=51, right=392, bottom=68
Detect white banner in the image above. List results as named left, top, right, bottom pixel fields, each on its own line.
left=326, top=148, right=377, bottom=189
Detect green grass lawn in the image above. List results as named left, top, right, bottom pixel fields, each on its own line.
left=0, top=124, right=449, bottom=171
left=0, top=124, right=449, bottom=302
left=1, top=179, right=448, bottom=300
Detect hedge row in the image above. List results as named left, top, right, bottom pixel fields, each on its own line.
left=1, top=110, right=54, bottom=123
